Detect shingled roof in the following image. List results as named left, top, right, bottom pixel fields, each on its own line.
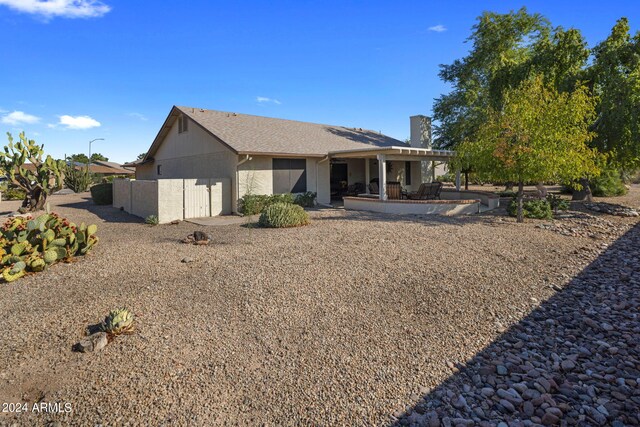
left=145, top=106, right=406, bottom=159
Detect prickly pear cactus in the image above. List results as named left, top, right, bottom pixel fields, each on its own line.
left=2, top=267, right=25, bottom=282
left=0, top=133, right=64, bottom=212
left=0, top=212, right=98, bottom=282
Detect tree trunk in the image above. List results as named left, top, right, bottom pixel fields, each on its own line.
left=517, top=181, right=524, bottom=223
left=20, top=187, right=46, bottom=213
left=464, top=171, right=469, bottom=190
left=571, top=178, right=593, bottom=202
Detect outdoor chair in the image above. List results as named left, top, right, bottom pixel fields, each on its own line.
left=407, top=183, right=429, bottom=200
left=407, top=182, right=443, bottom=200
left=385, top=182, right=403, bottom=200
left=345, top=182, right=366, bottom=196
left=368, top=182, right=379, bottom=194
left=426, top=181, right=443, bottom=200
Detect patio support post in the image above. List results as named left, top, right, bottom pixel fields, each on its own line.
left=365, top=158, right=370, bottom=194
left=378, top=154, right=387, bottom=200
left=455, top=170, right=462, bottom=191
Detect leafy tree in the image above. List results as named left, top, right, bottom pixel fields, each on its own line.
left=589, top=18, right=640, bottom=173
left=0, top=133, right=65, bottom=212
left=136, top=152, right=147, bottom=160
left=432, top=8, right=590, bottom=153
left=433, top=8, right=551, bottom=150
left=67, top=153, right=109, bottom=164
left=453, top=77, right=599, bottom=222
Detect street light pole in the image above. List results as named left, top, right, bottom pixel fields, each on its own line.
left=87, top=138, right=104, bottom=174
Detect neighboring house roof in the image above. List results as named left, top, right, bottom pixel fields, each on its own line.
left=145, top=106, right=407, bottom=160
left=6, top=162, right=133, bottom=176
left=93, top=160, right=135, bottom=173
left=67, top=161, right=134, bottom=175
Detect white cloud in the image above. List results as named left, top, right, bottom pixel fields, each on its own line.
left=256, top=96, right=281, bottom=105
left=1, top=111, right=41, bottom=125
left=0, top=0, right=111, bottom=19
left=428, top=24, right=447, bottom=33
left=128, top=112, right=147, bottom=121
left=58, top=114, right=101, bottom=129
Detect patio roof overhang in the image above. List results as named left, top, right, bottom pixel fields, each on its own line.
left=328, top=145, right=460, bottom=200
left=328, top=145, right=455, bottom=162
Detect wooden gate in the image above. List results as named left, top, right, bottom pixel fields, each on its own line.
left=183, top=179, right=210, bottom=218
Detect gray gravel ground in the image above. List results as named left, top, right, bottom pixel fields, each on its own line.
left=0, top=189, right=638, bottom=426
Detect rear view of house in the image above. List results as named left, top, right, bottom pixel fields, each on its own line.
left=117, top=105, right=452, bottom=222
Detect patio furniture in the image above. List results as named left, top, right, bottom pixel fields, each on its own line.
left=407, top=182, right=443, bottom=200
left=369, top=182, right=379, bottom=194
left=407, top=183, right=429, bottom=200
left=345, top=182, right=366, bottom=196
left=427, top=181, right=443, bottom=200
left=386, top=182, right=403, bottom=200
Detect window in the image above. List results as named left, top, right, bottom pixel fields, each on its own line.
left=273, top=158, right=307, bottom=194
left=157, top=165, right=162, bottom=175
left=178, top=115, right=189, bottom=133
left=405, top=161, right=412, bottom=185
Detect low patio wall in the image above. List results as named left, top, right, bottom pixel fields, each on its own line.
left=343, top=197, right=481, bottom=215
left=440, top=189, right=500, bottom=209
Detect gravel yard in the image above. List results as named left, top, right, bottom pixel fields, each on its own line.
left=0, top=189, right=639, bottom=426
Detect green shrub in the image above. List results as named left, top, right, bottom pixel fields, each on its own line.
left=145, top=215, right=159, bottom=225
left=0, top=212, right=98, bottom=282
left=507, top=198, right=553, bottom=220
left=294, top=191, right=317, bottom=207
left=590, top=166, right=628, bottom=197
left=90, top=183, right=113, bottom=205
left=64, top=167, right=93, bottom=193
left=497, top=190, right=517, bottom=197
left=546, top=194, right=569, bottom=212
left=436, top=172, right=455, bottom=183
left=258, top=202, right=310, bottom=228
left=239, top=193, right=295, bottom=215
left=3, top=187, right=26, bottom=201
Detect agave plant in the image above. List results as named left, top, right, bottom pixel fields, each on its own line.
left=100, top=308, right=135, bottom=336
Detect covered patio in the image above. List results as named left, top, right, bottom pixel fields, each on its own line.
left=327, top=146, right=499, bottom=215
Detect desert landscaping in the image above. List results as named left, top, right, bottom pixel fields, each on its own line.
left=0, top=187, right=638, bottom=426
left=2, top=3, right=640, bottom=426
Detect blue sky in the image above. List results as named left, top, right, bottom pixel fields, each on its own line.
left=1, top=0, right=638, bottom=163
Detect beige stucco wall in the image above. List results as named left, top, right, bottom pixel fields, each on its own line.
left=113, top=178, right=132, bottom=211
left=136, top=116, right=237, bottom=182
left=316, top=159, right=330, bottom=205
left=237, top=156, right=329, bottom=207
left=113, top=178, right=231, bottom=223
left=135, top=115, right=239, bottom=211
left=131, top=180, right=159, bottom=220
left=237, top=156, right=273, bottom=198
